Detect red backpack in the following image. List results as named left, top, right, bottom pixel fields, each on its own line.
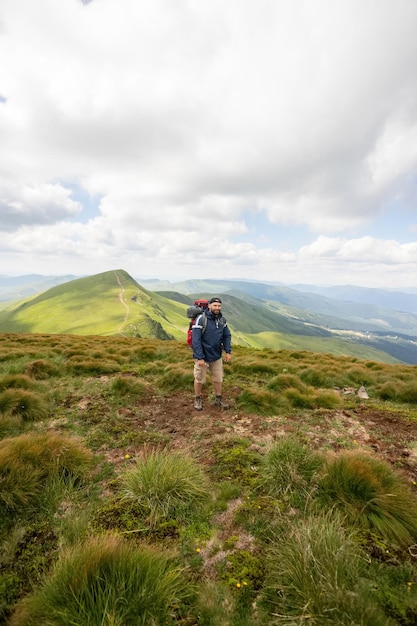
left=186, top=299, right=209, bottom=346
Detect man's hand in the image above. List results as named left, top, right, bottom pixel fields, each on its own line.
left=224, top=353, right=231, bottom=363
left=198, top=359, right=206, bottom=366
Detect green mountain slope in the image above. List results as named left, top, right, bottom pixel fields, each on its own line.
left=0, top=270, right=186, bottom=340
left=0, top=270, right=406, bottom=364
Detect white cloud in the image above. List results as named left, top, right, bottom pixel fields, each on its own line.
left=367, top=117, right=417, bottom=193
left=1, top=0, right=417, bottom=288
left=0, top=181, right=81, bottom=229
left=301, top=235, right=417, bottom=266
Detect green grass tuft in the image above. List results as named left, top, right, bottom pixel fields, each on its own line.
left=10, top=534, right=192, bottom=626
left=157, top=364, right=194, bottom=391
left=67, top=357, right=121, bottom=375
left=314, top=450, right=417, bottom=547
left=24, top=359, right=61, bottom=379
left=109, top=374, right=147, bottom=399
left=0, top=374, right=39, bottom=391
left=263, top=512, right=391, bottom=625
left=0, top=389, right=49, bottom=421
left=236, top=387, right=283, bottom=415
left=120, top=448, right=212, bottom=527
left=267, top=373, right=307, bottom=392
left=255, top=435, right=323, bottom=508
left=0, top=432, right=94, bottom=515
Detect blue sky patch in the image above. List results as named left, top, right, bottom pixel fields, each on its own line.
left=236, top=210, right=312, bottom=250
left=64, top=182, right=102, bottom=223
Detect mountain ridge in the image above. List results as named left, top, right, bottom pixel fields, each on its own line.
left=0, top=269, right=416, bottom=364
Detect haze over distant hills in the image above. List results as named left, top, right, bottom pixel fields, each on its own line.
left=0, top=274, right=78, bottom=303
left=0, top=270, right=417, bottom=364
left=290, top=284, right=417, bottom=314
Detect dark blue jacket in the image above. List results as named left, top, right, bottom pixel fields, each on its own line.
left=192, top=310, right=232, bottom=362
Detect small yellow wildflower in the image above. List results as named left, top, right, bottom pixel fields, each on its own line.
left=124, top=454, right=130, bottom=459
left=236, top=583, right=241, bottom=588
left=196, top=548, right=201, bottom=553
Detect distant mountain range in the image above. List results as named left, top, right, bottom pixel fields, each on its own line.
left=291, top=284, right=417, bottom=315
left=0, top=270, right=417, bottom=364
left=143, top=277, right=417, bottom=336
left=0, top=274, right=79, bottom=304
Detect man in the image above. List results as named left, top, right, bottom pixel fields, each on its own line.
left=192, top=296, right=232, bottom=411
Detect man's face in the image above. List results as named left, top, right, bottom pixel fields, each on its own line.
left=209, top=302, right=222, bottom=316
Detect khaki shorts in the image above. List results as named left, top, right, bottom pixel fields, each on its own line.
left=194, top=358, right=224, bottom=384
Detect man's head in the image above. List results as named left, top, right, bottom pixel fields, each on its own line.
left=208, top=296, right=222, bottom=316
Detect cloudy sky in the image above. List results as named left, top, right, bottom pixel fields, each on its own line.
left=1, top=0, right=417, bottom=289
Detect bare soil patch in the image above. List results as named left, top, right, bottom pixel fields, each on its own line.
left=108, top=390, right=417, bottom=485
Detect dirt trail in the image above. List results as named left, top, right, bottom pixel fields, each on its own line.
left=114, top=272, right=130, bottom=332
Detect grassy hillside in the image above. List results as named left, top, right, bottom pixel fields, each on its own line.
left=0, top=270, right=187, bottom=340
left=0, top=270, right=408, bottom=364
left=1, top=333, right=417, bottom=623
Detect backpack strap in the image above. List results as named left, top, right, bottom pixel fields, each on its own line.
left=195, top=312, right=207, bottom=334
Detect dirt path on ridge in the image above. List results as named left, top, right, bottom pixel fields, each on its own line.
left=114, top=272, right=130, bottom=332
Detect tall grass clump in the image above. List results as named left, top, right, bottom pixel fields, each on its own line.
left=232, top=358, right=277, bottom=376
left=395, top=382, right=417, bottom=405
left=110, top=374, right=146, bottom=399
left=377, top=381, right=402, bottom=401
left=132, top=344, right=160, bottom=362
left=236, top=387, right=282, bottom=415
left=313, top=388, right=342, bottom=409
left=66, top=356, right=120, bottom=375
left=262, top=512, right=390, bottom=625
left=0, top=374, right=39, bottom=390
left=314, top=450, right=417, bottom=547
left=298, top=365, right=334, bottom=388
left=255, top=435, right=323, bottom=508
left=0, top=432, right=94, bottom=514
left=120, top=448, right=212, bottom=527
left=267, top=373, right=307, bottom=392
left=0, top=389, right=49, bottom=421
left=345, top=365, right=377, bottom=387
left=192, top=581, right=237, bottom=626
left=10, top=534, right=191, bottom=626
left=24, top=359, right=61, bottom=379
left=283, top=387, right=316, bottom=409
left=282, top=386, right=341, bottom=410
left=157, top=364, right=193, bottom=392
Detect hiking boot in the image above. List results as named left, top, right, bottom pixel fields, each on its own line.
left=214, top=395, right=229, bottom=409
left=194, top=396, right=203, bottom=411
